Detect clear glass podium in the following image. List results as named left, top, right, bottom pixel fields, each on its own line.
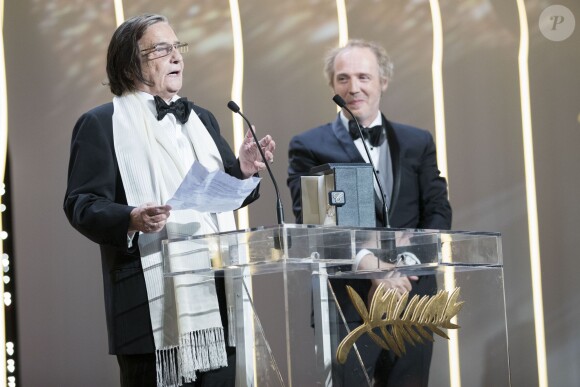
left=163, top=224, right=510, bottom=387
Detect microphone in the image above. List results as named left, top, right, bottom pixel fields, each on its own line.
left=332, top=94, right=391, bottom=228
left=227, top=101, right=285, bottom=225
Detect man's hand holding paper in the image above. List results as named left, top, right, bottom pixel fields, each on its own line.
left=167, top=161, right=261, bottom=212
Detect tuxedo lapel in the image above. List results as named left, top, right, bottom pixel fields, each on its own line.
left=192, top=105, right=231, bottom=165
left=384, top=117, right=401, bottom=219
left=331, top=115, right=365, bottom=162
left=373, top=116, right=401, bottom=227
left=331, top=114, right=399, bottom=226
left=332, top=115, right=387, bottom=226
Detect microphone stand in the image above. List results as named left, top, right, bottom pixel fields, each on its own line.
left=332, top=95, right=391, bottom=228
left=227, top=101, right=285, bottom=225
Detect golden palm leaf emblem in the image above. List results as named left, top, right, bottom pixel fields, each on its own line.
left=336, top=284, right=464, bottom=364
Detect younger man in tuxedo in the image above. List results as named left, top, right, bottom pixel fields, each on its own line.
left=287, top=39, right=451, bottom=386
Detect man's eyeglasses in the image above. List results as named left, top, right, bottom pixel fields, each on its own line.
left=141, top=42, right=189, bottom=59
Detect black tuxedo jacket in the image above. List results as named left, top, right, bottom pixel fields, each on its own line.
left=288, top=114, right=451, bottom=318
left=64, top=101, right=259, bottom=354
left=287, top=115, right=451, bottom=386
left=287, top=114, right=451, bottom=230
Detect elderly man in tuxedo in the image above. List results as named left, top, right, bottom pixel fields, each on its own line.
left=64, top=14, right=275, bottom=387
left=287, top=39, right=451, bottom=386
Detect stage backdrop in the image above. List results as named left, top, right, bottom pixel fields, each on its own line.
left=4, top=0, right=580, bottom=386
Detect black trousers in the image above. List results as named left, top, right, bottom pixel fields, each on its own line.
left=117, top=347, right=236, bottom=387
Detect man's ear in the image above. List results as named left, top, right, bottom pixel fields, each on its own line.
left=381, top=78, right=389, bottom=92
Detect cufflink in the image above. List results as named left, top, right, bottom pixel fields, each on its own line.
left=396, top=252, right=421, bottom=266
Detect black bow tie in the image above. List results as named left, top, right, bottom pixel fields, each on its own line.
left=348, top=120, right=385, bottom=147
left=154, top=96, right=191, bottom=124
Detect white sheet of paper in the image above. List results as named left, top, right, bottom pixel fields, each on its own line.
left=167, top=161, right=261, bottom=212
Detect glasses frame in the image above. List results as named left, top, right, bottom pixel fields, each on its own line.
left=140, top=42, right=189, bottom=59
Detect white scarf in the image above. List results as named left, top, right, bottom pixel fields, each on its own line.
left=112, top=92, right=236, bottom=386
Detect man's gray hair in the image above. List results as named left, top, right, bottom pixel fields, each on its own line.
left=323, top=39, right=394, bottom=87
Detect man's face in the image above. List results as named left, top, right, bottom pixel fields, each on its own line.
left=136, top=22, right=183, bottom=101
left=332, top=47, right=388, bottom=127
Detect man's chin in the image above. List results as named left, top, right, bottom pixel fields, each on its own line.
left=342, top=108, right=357, bottom=119
left=345, top=108, right=366, bottom=121
left=166, top=81, right=182, bottom=94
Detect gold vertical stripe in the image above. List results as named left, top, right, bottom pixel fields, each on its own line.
left=336, top=0, right=348, bottom=113
left=113, top=0, right=124, bottom=27
left=515, top=1, right=548, bottom=386
left=0, top=0, right=7, bottom=183
left=227, top=2, right=257, bottom=384
left=428, top=0, right=448, bottom=182
left=336, top=0, right=348, bottom=46
left=0, top=0, right=8, bottom=383
left=428, top=1, right=460, bottom=385
left=229, top=0, right=248, bottom=229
